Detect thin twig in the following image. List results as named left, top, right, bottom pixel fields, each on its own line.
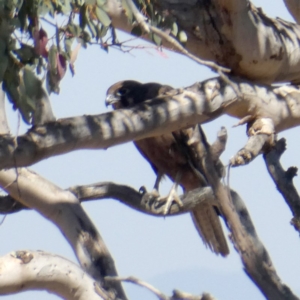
left=125, top=0, right=150, bottom=33
left=105, top=276, right=169, bottom=300
left=149, top=25, right=229, bottom=74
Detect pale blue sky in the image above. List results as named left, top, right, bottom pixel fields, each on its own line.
left=1, top=1, right=300, bottom=299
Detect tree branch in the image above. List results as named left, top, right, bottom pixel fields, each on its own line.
left=188, top=125, right=299, bottom=299
left=0, top=168, right=127, bottom=299
left=0, top=250, right=104, bottom=299
left=263, top=138, right=300, bottom=232
left=106, top=276, right=169, bottom=300
left=1, top=181, right=215, bottom=216
left=108, top=0, right=300, bottom=83
left=230, top=133, right=275, bottom=166
left=1, top=77, right=300, bottom=170
left=105, top=276, right=215, bottom=300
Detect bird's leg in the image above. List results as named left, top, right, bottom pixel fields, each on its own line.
left=152, top=172, right=163, bottom=196
left=162, top=172, right=183, bottom=215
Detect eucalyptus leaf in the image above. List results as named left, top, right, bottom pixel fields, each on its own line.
left=67, top=23, right=81, bottom=37
left=152, top=33, right=161, bottom=46
left=96, top=0, right=106, bottom=7
left=13, top=44, right=35, bottom=64
left=0, top=40, right=8, bottom=82
left=23, top=66, right=41, bottom=99
left=95, top=6, right=111, bottom=27
left=48, top=45, right=58, bottom=74
left=64, top=37, right=74, bottom=58
left=97, top=23, right=108, bottom=38
left=171, top=22, right=178, bottom=37
left=178, top=30, right=188, bottom=43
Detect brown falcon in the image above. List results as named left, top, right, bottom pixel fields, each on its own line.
left=105, top=80, right=229, bottom=256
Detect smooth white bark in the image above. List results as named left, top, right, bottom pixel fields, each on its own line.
left=0, top=251, right=102, bottom=299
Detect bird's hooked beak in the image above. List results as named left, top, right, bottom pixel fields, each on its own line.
left=105, top=94, right=120, bottom=107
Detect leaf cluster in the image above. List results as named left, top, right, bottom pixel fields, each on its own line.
left=0, top=0, right=111, bottom=123
left=130, top=0, right=187, bottom=45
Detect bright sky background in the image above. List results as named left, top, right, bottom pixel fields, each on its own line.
left=1, top=1, right=300, bottom=299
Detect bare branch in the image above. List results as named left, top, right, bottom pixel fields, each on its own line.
left=148, top=25, right=230, bottom=74
left=210, top=126, right=227, bottom=161
left=230, top=134, right=275, bottom=166
left=106, top=276, right=169, bottom=300
left=188, top=126, right=299, bottom=299
left=0, top=250, right=103, bottom=299
left=70, top=183, right=215, bottom=216
left=1, top=181, right=215, bottom=216
left=172, top=290, right=215, bottom=300
left=0, top=168, right=127, bottom=299
left=263, top=138, right=300, bottom=232
left=105, top=276, right=216, bottom=300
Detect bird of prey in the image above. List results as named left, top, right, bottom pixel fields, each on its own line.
left=105, top=80, right=229, bottom=256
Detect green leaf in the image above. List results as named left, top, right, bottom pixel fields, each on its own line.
left=10, top=18, right=21, bottom=29
left=3, top=63, right=35, bottom=124
left=13, top=44, right=35, bottom=64
left=48, top=45, right=58, bottom=74
left=97, top=23, right=108, bottom=38
left=23, top=66, right=41, bottom=99
left=79, top=4, right=88, bottom=29
left=0, top=40, right=8, bottom=82
left=152, top=33, right=161, bottom=46
left=64, top=37, right=74, bottom=58
left=67, top=23, right=81, bottom=37
left=96, top=0, right=106, bottom=6
left=178, top=30, right=187, bottom=43
left=59, top=0, right=72, bottom=13
left=171, top=22, right=178, bottom=37
left=18, top=1, right=27, bottom=31
left=37, top=1, right=50, bottom=16
left=95, top=6, right=111, bottom=27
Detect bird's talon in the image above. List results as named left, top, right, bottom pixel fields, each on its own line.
left=139, top=186, right=147, bottom=194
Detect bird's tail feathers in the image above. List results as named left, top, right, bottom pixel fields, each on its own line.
left=191, top=203, right=229, bottom=256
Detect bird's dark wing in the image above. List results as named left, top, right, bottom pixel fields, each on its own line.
left=134, top=128, right=229, bottom=256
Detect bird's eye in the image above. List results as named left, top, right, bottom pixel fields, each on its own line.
left=116, top=88, right=129, bottom=96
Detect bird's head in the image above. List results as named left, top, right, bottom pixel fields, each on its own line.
left=105, top=80, right=173, bottom=109
left=105, top=80, right=143, bottom=109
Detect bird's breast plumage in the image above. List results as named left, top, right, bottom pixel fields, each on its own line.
left=134, top=133, right=201, bottom=191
